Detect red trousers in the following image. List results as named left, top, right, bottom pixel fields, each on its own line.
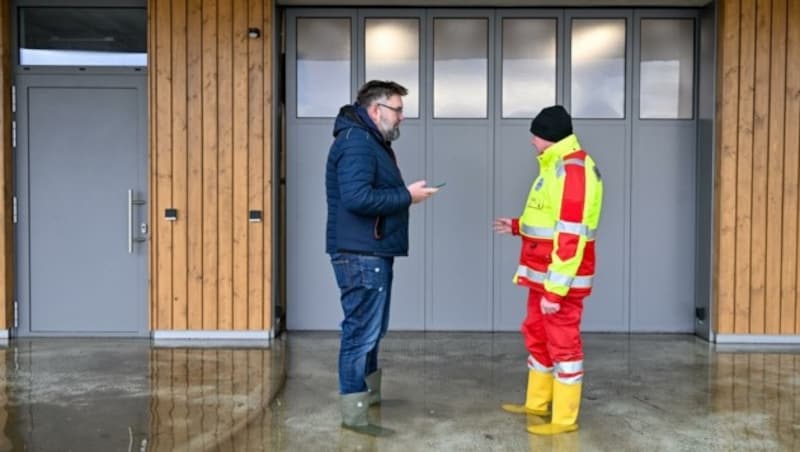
left=522, top=289, right=585, bottom=371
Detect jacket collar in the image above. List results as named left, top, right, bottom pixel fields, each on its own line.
left=537, top=134, right=581, bottom=167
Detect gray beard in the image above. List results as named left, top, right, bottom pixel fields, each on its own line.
left=384, top=126, right=400, bottom=142
left=378, top=117, right=401, bottom=142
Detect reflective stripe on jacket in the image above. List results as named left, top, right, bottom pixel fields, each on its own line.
left=511, top=134, right=603, bottom=302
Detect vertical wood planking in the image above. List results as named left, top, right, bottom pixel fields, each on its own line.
left=187, top=0, right=205, bottom=330
left=202, top=0, right=219, bottom=329
left=156, top=0, right=174, bottom=329
left=748, top=0, right=771, bottom=334
left=765, top=0, right=786, bottom=334
left=262, top=0, right=273, bottom=329
left=790, top=0, right=800, bottom=334
left=716, top=0, right=800, bottom=336
left=172, top=0, right=189, bottom=330
left=715, top=0, right=741, bottom=334
left=735, top=0, right=755, bottom=334
left=249, top=0, right=266, bottom=330
left=781, top=0, right=799, bottom=334
left=143, top=0, right=280, bottom=333
left=217, top=0, right=234, bottom=330
left=233, top=0, right=250, bottom=330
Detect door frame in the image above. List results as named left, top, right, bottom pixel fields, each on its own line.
left=11, top=0, right=148, bottom=337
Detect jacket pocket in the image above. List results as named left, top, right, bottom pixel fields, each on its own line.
left=522, top=241, right=550, bottom=265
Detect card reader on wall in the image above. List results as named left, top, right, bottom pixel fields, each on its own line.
left=249, top=210, right=262, bottom=223
left=165, top=208, right=178, bottom=221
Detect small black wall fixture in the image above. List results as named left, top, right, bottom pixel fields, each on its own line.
left=248, top=27, right=261, bottom=39
left=165, top=208, right=178, bottom=221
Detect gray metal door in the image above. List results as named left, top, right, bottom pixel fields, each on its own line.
left=286, top=7, right=700, bottom=333
left=16, top=75, right=148, bottom=336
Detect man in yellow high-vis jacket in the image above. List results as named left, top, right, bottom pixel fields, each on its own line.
left=494, top=105, right=603, bottom=435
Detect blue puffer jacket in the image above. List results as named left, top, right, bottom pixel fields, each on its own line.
left=326, top=104, right=412, bottom=256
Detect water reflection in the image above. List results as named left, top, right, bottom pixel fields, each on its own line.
left=148, top=343, right=286, bottom=452
left=711, top=352, right=800, bottom=451
left=0, top=336, right=796, bottom=451
left=0, top=338, right=284, bottom=452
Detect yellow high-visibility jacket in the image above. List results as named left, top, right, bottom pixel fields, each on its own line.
left=511, top=134, right=603, bottom=302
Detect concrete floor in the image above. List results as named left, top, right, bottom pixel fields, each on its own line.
left=0, top=333, right=798, bottom=451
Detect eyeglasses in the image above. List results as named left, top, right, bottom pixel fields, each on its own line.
left=377, top=103, right=403, bottom=114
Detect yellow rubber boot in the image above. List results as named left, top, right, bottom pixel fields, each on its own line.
left=501, top=370, right=553, bottom=416
left=527, top=380, right=581, bottom=435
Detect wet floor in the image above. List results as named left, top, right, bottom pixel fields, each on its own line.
left=0, top=333, right=798, bottom=451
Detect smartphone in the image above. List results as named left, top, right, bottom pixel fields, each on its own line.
left=431, top=182, right=446, bottom=188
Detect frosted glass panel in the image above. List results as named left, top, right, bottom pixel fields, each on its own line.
left=297, top=18, right=350, bottom=117
left=366, top=19, right=420, bottom=118
left=571, top=19, right=626, bottom=119
left=434, top=19, right=488, bottom=118
left=502, top=19, right=557, bottom=118
left=640, top=19, right=694, bottom=119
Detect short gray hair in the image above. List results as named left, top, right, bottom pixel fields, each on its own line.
left=356, top=80, right=408, bottom=107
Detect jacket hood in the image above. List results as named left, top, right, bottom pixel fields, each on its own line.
left=333, top=104, right=383, bottom=141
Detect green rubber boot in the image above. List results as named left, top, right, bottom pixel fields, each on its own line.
left=340, top=392, right=394, bottom=437
left=365, top=369, right=382, bottom=405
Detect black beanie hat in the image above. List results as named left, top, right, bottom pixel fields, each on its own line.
left=529, top=105, right=573, bottom=142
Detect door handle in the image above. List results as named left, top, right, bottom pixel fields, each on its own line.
left=128, top=189, right=146, bottom=253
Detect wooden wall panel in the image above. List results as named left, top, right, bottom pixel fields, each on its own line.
left=202, top=0, right=220, bottom=329
left=252, top=0, right=271, bottom=330
left=749, top=0, right=769, bottom=334
left=173, top=0, right=189, bottom=330
left=766, top=0, right=786, bottom=334
left=789, top=0, right=800, bottom=334
left=0, top=1, right=11, bottom=329
left=233, top=2, right=249, bottom=330
left=218, top=0, right=234, bottom=331
left=715, top=0, right=800, bottom=335
left=779, top=0, right=798, bottom=335
left=149, top=0, right=273, bottom=332
left=715, top=0, right=740, bottom=334
left=187, top=0, right=204, bottom=330
left=154, top=0, right=174, bottom=329
left=735, top=0, right=754, bottom=334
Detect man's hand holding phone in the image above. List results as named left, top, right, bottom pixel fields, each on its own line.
left=407, top=180, right=440, bottom=204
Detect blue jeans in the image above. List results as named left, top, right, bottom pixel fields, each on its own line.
left=331, top=253, right=393, bottom=394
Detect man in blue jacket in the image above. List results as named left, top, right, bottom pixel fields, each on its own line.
left=326, top=80, right=438, bottom=436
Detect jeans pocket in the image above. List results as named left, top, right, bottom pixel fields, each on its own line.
left=358, top=259, right=387, bottom=290
left=332, top=259, right=359, bottom=290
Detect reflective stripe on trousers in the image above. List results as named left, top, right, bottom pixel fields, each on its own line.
left=555, top=360, right=583, bottom=384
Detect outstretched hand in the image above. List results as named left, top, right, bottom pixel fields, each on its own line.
left=493, top=218, right=513, bottom=235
